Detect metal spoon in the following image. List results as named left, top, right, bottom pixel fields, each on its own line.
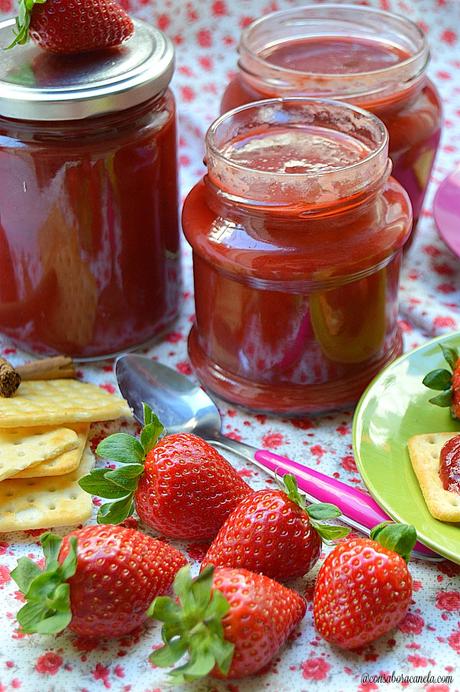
left=116, top=354, right=439, bottom=561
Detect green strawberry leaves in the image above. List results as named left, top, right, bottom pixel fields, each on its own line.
left=370, top=521, right=417, bottom=563
left=281, top=474, right=349, bottom=543
left=423, top=369, right=453, bottom=391
left=439, top=343, right=458, bottom=371
left=78, top=403, right=164, bottom=525
left=11, top=532, right=77, bottom=634
left=423, top=344, right=459, bottom=409
left=7, top=0, right=47, bottom=49
left=148, top=565, right=234, bottom=683
left=96, top=434, right=145, bottom=465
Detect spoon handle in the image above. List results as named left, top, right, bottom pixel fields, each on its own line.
left=253, top=449, right=438, bottom=559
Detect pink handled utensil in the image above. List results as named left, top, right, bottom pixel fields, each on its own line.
left=116, top=354, right=441, bottom=561
left=433, top=166, right=460, bottom=258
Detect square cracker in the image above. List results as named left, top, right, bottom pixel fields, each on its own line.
left=12, top=424, right=90, bottom=479
left=408, top=432, right=460, bottom=523
left=0, top=426, right=79, bottom=481
left=0, top=444, right=95, bottom=532
left=0, top=379, right=130, bottom=428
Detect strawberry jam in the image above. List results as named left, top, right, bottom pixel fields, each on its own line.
left=221, top=5, right=442, bottom=238
left=439, top=436, right=460, bottom=494
left=0, top=19, right=180, bottom=359
left=183, top=99, right=412, bottom=414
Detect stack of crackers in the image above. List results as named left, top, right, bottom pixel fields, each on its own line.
left=0, top=379, right=129, bottom=533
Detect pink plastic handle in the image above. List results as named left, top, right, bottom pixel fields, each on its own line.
left=254, top=449, right=437, bottom=558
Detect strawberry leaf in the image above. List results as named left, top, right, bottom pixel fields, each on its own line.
left=82, top=405, right=166, bottom=525
left=150, top=638, right=188, bottom=667
left=281, top=473, right=307, bottom=510
left=97, top=494, right=134, bottom=525
left=148, top=565, right=235, bottom=681
left=429, top=389, right=453, bottom=407
left=10, top=558, right=41, bottom=594
left=306, top=503, right=342, bottom=521
left=41, top=532, right=62, bottom=569
left=105, top=465, right=144, bottom=491
left=141, top=421, right=164, bottom=456
left=97, top=433, right=144, bottom=465
left=312, top=524, right=349, bottom=542
left=143, top=402, right=154, bottom=426
left=281, top=474, right=349, bottom=541
left=370, top=521, right=417, bottom=562
left=7, top=0, right=47, bottom=49
left=422, top=368, right=452, bottom=391
left=11, top=533, right=77, bottom=635
left=440, top=343, right=458, bottom=370
left=78, top=469, right=130, bottom=499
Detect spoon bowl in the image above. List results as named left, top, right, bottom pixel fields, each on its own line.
left=116, top=355, right=221, bottom=437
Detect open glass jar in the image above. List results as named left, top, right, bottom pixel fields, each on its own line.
left=0, top=19, right=180, bottom=359
left=183, top=98, right=412, bottom=415
left=221, top=4, right=442, bottom=236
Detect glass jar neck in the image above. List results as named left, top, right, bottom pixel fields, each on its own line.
left=238, top=4, right=429, bottom=105
left=205, top=98, right=390, bottom=221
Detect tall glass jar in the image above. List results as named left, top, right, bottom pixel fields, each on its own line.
left=0, top=19, right=180, bottom=359
left=183, top=99, right=412, bottom=415
left=221, top=4, right=441, bottom=236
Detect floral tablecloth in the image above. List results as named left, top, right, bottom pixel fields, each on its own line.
left=0, top=0, right=459, bottom=690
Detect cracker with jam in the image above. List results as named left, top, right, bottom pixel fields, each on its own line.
left=408, top=433, right=460, bottom=523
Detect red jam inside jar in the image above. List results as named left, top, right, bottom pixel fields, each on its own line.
left=0, top=20, right=180, bottom=359
left=183, top=99, right=412, bottom=414
left=439, top=435, right=460, bottom=494
left=221, top=5, right=442, bottom=237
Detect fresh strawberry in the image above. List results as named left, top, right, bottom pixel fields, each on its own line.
left=11, top=525, right=187, bottom=638
left=148, top=565, right=306, bottom=681
left=79, top=404, right=252, bottom=540
left=423, top=343, right=460, bottom=419
left=202, top=474, right=349, bottom=581
left=313, top=522, right=416, bottom=649
left=9, top=0, right=134, bottom=55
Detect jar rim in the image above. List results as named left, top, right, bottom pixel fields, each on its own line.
left=207, top=96, right=388, bottom=180
left=239, top=4, right=429, bottom=100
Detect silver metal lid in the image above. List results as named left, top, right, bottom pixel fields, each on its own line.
left=0, top=18, right=174, bottom=120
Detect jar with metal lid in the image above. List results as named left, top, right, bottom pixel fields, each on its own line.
left=183, top=98, right=412, bottom=415
left=221, top=4, right=442, bottom=238
left=0, top=18, right=180, bottom=359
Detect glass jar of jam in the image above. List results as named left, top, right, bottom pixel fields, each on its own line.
left=221, top=4, right=441, bottom=237
left=183, top=98, right=412, bottom=415
left=0, top=19, right=180, bottom=359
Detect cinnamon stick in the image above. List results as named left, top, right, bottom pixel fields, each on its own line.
left=0, top=355, right=76, bottom=397
left=16, top=356, right=76, bottom=381
left=0, top=358, right=21, bottom=397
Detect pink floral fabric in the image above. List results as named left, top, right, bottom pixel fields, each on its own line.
left=0, top=0, right=459, bottom=690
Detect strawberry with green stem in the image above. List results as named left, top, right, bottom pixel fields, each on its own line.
left=423, top=343, right=460, bottom=419
left=313, top=521, right=416, bottom=649
left=148, top=564, right=306, bottom=681
left=79, top=403, right=252, bottom=540
left=11, top=525, right=187, bottom=638
left=202, top=473, right=349, bottom=581
left=9, top=0, right=134, bottom=54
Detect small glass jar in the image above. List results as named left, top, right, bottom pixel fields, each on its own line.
left=0, top=19, right=180, bottom=359
left=183, top=98, right=412, bottom=415
left=221, top=4, right=442, bottom=236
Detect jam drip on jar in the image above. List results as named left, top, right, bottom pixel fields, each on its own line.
left=439, top=435, right=460, bottom=494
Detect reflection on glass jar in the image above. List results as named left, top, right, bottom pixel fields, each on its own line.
left=183, top=98, right=412, bottom=414
left=0, top=19, right=180, bottom=359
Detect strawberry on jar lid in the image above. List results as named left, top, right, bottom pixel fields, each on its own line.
left=0, top=18, right=174, bottom=120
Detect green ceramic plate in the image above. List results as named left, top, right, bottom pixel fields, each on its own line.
left=353, top=332, right=460, bottom=564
